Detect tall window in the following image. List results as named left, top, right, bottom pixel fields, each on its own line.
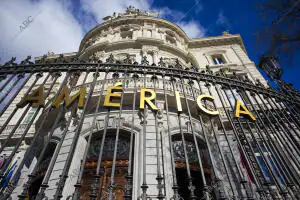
left=225, top=89, right=244, bottom=107
left=253, top=142, right=284, bottom=184
left=211, top=55, right=226, bottom=65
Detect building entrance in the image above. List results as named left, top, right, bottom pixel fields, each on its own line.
left=79, top=130, right=133, bottom=199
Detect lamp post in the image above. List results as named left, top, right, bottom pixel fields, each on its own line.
left=259, top=55, right=300, bottom=102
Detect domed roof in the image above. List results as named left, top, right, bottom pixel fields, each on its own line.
left=78, top=6, right=191, bottom=53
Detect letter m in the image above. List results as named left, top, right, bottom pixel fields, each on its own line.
left=52, top=86, right=86, bottom=108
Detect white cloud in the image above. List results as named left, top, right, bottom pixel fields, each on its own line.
left=177, top=20, right=206, bottom=38
left=79, top=0, right=206, bottom=38
left=0, top=0, right=84, bottom=63
left=157, top=7, right=186, bottom=21
left=80, top=0, right=152, bottom=23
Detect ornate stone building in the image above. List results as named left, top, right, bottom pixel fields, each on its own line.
left=0, top=6, right=299, bottom=200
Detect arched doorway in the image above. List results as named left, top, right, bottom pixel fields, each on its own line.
left=80, top=129, right=134, bottom=200
left=172, top=133, right=212, bottom=199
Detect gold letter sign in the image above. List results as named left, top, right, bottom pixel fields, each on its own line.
left=196, top=94, right=219, bottom=116
left=17, top=86, right=45, bottom=108
left=235, top=100, right=256, bottom=120
left=104, top=82, right=123, bottom=108
left=52, top=86, right=86, bottom=108
left=140, top=88, right=158, bottom=111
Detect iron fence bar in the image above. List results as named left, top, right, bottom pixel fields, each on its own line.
left=213, top=84, right=268, bottom=199
left=35, top=71, right=89, bottom=200
left=237, top=88, right=297, bottom=198
left=17, top=72, right=69, bottom=199
left=0, top=72, right=56, bottom=199
left=243, top=79, right=300, bottom=182
left=0, top=74, right=25, bottom=104
left=200, top=79, right=253, bottom=199
left=0, top=74, right=15, bottom=93
left=140, top=70, right=149, bottom=200
left=275, top=100, right=300, bottom=129
left=249, top=91, right=300, bottom=182
left=265, top=96, right=300, bottom=148
left=54, top=69, right=100, bottom=199
left=236, top=77, right=300, bottom=190
left=0, top=73, right=40, bottom=134
left=221, top=83, right=283, bottom=199
left=90, top=68, right=116, bottom=199
left=72, top=71, right=108, bottom=200
left=181, top=78, right=213, bottom=200
left=194, top=80, right=228, bottom=200
left=108, top=70, right=126, bottom=200
left=99, top=166, right=107, bottom=199
left=202, top=80, right=237, bottom=198
left=226, top=84, right=291, bottom=199
left=124, top=72, right=138, bottom=200
left=0, top=73, right=33, bottom=118
left=253, top=93, right=300, bottom=170
left=171, top=77, right=196, bottom=200
left=162, top=74, right=180, bottom=200
left=90, top=109, right=110, bottom=199
left=285, top=103, right=300, bottom=119
left=0, top=74, right=7, bottom=81
left=152, top=74, right=165, bottom=199
left=0, top=72, right=50, bottom=155
left=245, top=94, right=300, bottom=188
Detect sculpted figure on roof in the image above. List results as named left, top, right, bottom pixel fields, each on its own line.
left=102, top=5, right=158, bottom=21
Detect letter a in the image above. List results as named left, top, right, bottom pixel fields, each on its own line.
left=17, top=86, right=45, bottom=108
left=140, top=88, right=158, bottom=111
left=52, top=86, right=86, bottom=108
left=235, top=100, right=256, bottom=120
left=104, top=82, right=123, bottom=107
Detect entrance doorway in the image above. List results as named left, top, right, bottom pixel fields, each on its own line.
left=80, top=129, right=133, bottom=200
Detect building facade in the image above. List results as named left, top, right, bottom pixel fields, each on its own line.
left=0, top=7, right=300, bottom=200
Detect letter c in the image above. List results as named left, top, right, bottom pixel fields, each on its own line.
left=197, top=94, right=219, bottom=116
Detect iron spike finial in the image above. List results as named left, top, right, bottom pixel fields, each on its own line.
left=141, top=56, right=149, bottom=65
left=4, top=57, right=17, bottom=67
left=106, top=54, right=115, bottom=63
left=158, top=57, right=165, bottom=67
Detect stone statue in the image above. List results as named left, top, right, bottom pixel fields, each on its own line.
left=102, top=6, right=159, bottom=22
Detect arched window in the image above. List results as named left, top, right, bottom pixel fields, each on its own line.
left=80, top=129, right=134, bottom=200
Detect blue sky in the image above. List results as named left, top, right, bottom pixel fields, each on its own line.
left=0, top=0, right=299, bottom=90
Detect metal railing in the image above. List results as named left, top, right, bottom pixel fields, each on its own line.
left=0, top=55, right=299, bottom=200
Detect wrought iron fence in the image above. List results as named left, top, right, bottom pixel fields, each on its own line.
left=0, top=54, right=299, bottom=200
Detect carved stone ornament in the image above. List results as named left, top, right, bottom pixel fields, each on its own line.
left=102, top=6, right=159, bottom=22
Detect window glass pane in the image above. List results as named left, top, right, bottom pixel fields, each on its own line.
left=225, top=89, right=244, bottom=107
left=23, top=108, right=38, bottom=124
left=213, top=58, right=218, bottom=65
left=217, top=57, right=224, bottom=64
